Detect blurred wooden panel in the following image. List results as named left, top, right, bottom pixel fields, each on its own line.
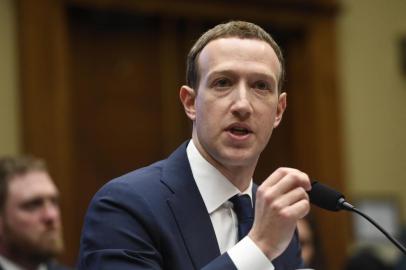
left=67, top=0, right=339, bottom=26
left=70, top=10, right=165, bottom=185
left=17, top=0, right=78, bottom=264
left=69, top=9, right=161, bottom=237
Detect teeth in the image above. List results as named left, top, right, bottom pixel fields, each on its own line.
left=231, top=127, right=249, bottom=134
left=233, top=127, right=246, bottom=131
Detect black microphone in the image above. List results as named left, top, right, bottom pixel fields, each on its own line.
left=307, top=181, right=354, bottom=211
left=308, top=181, right=406, bottom=255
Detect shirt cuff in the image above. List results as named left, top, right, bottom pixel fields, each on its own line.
left=228, top=236, right=274, bottom=270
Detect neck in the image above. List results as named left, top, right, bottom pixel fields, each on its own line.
left=191, top=137, right=257, bottom=191
left=219, top=165, right=254, bottom=192
left=0, top=246, right=42, bottom=270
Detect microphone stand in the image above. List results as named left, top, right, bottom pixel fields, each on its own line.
left=340, top=199, right=406, bottom=255
left=308, top=181, right=406, bottom=255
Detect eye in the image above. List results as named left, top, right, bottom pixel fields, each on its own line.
left=212, top=77, right=232, bottom=89
left=50, top=196, right=60, bottom=207
left=253, top=80, right=271, bottom=91
left=21, top=198, right=44, bottom=212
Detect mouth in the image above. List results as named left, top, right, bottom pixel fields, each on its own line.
left=226, top=124, right=253, bottom=137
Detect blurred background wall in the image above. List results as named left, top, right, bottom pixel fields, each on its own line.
left=339, top=0, right=406, bottom=216
left=0, top=0, right=20, bottom=155
left=338, top=0, right=406, bottom=261
left=1, top=0, right=405, bottom=268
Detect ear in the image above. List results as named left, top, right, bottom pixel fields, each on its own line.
left=273, top=92, right=287, bottom=128
left=179, top=85, right=197, bottom=121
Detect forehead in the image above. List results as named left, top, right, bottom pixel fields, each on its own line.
left=197, top=37, right=281, bottom=79
left=7, top=171, right=58, bottom=203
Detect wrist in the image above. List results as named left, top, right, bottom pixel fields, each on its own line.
left=248, top=232, right=279, bottom=260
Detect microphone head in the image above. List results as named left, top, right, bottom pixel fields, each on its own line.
left=308, top=181, right=345, bottom=211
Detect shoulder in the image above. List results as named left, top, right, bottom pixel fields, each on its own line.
left=82, top=141, right=193, bottom=233
left=94, top=140, right=191, bottom=204
left=103, top=160, right=166, bottom=194
left=90, top=159, right=171, bottom=210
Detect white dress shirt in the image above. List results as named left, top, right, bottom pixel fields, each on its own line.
left=187, top=140, right=274, bottom=270
left=0, top=255, right=47, bottom=270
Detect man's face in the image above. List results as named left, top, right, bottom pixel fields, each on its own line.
left=182, top=37, right=286, bottom=172
left=0, top=171, right=63, bottom=261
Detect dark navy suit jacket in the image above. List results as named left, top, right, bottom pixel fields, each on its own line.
left=78, top=141, right=302, bottom=269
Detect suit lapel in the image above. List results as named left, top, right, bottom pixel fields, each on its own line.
left=162, top=141, right=220, bottom=269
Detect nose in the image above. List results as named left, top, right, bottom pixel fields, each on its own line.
left=230, top=82, right=253, bottom=119
left=41, top=201, right=60, bottom=225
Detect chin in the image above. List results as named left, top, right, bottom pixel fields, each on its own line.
left=219, top=150, right=258, bottom=167
left=34, top=245, right=63, bottom=261
left=37, top=235, right=64, bottom=257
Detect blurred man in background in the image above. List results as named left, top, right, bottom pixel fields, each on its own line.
left=0, top=156, right=72, bottom=270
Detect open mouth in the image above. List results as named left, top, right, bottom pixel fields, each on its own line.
left=230, top=127, right=250, bottom=135
left=227, top=124, right=253, bottom=137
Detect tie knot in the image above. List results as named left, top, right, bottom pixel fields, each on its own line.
left=229, top=194, right=254, bottom=221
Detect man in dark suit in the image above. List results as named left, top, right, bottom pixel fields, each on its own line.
left=0, top=156, right=72, bottom=270
left=78, top=21, right=311, bottom=269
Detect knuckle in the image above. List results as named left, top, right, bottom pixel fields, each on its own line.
left=257, top=185, right=266, bottom=198
left=275, top=167, right=291, bottom=177
left=277, top=167, right=289, bottom=172
left=279, top=208, right=294, bottom=220
left=270, top=201, right=283, bottom=212
left=301, top=172, right=309, bottom=181
left=298, top=187, right=308, bottom=198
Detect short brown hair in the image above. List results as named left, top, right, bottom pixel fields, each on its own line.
left=0, top=155, right=47, bottom=213
left=186, top=21, right=285, bottom=92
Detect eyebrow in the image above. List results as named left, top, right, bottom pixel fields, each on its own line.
left=19, top=193, right=60, bottom=206
left=207, top=69, right=276, bottom=80
left=206, top=69, right=277, bottom=88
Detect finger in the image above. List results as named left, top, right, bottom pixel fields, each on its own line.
left=271, top=186, right=309, bottom=211
left=261, top=167, right=293, bottom=187
left=280, top=199, right=310, bottom=220
left=259, top=170, right=310, bottom=199
left=262, top=168, right=310, bottom=189
left=273, top=172, right=310, bottom=197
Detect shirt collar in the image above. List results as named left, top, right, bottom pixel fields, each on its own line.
left=186, top=139, right=253, bottom=214
left=0, top=255, right=47, bottom=270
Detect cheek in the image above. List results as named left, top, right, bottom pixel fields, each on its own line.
left=258, top=106, right=277, bottom=126
left=256, top=107, right=278, bottom=140
left=196, top=99, right=221, bottom=124
left=8, top=213, right=40, bottom=231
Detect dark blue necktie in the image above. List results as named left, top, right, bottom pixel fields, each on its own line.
left=229, top=194, right=254, bottom=240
